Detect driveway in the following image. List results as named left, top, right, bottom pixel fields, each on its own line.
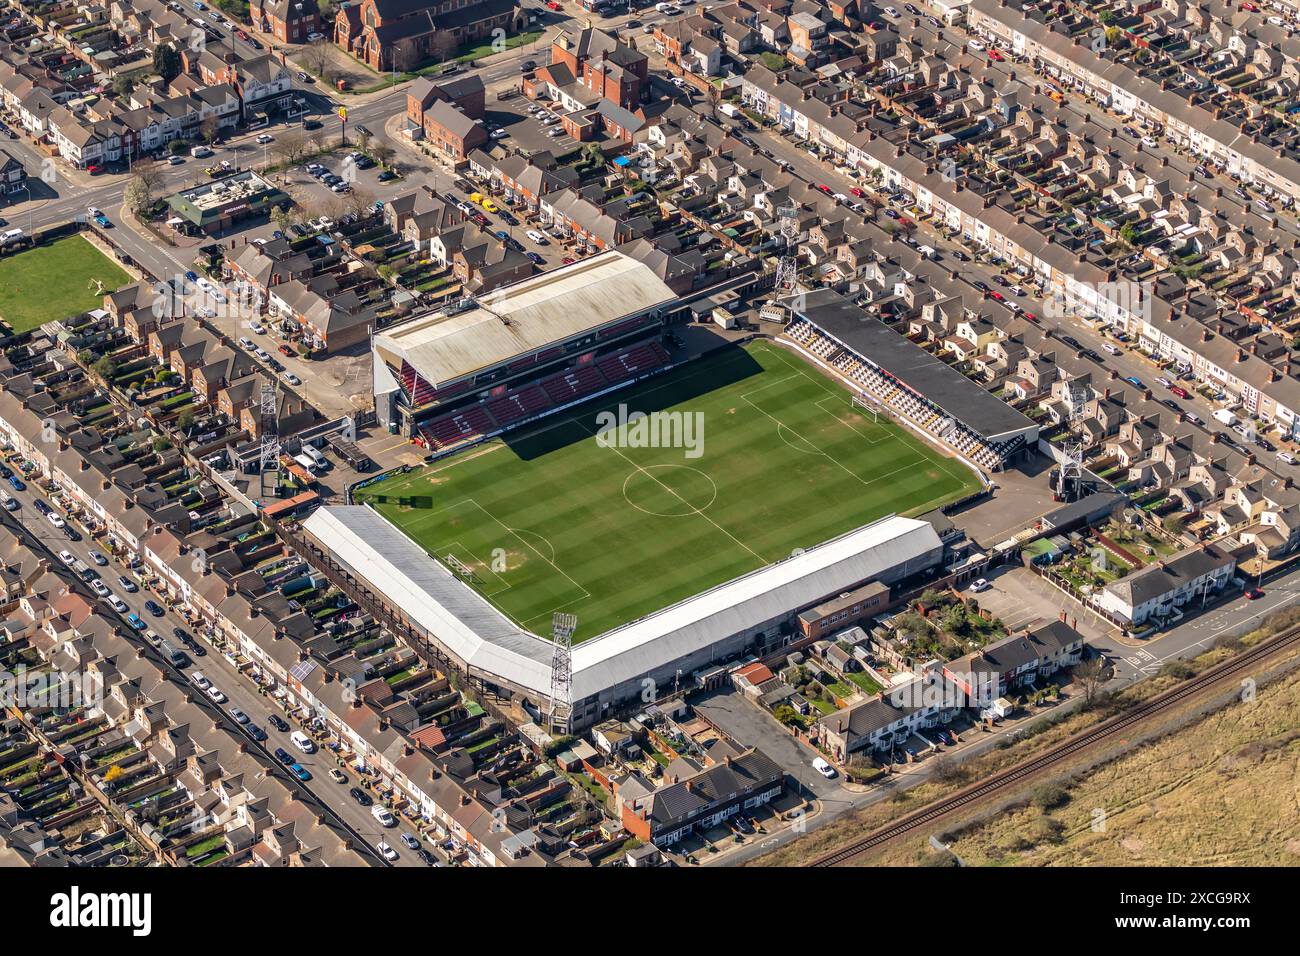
left=691, top=688, right=845, bottom=802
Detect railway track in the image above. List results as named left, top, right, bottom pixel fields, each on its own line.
left=809, top=624, right=1300, bottom=867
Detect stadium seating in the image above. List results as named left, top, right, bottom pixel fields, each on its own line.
left=420, top=405, right=497, bottom=449
left=782, top=321, right=1009, bottom=471
left=488, top=384, right=552, bottom=426
left=542, top=365, right=608, bottom=404
left=414, top=340, right=673, bottom=452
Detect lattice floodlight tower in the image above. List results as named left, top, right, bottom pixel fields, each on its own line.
left=1057, top=378, right=1089, bottom=501
left=548, top=612, right=577, bottom=732
left=774, top=204, right=801, bottom=297
left=260, top=378, right=280, bottom=475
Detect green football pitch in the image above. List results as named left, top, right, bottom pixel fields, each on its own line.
left=358, top=340, right=982, bottom=642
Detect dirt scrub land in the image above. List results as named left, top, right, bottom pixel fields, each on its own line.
left=929, top=671, right=1300, bottom=867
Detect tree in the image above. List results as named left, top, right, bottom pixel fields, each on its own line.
left=270, top=203, right=294, bottom=234
left=1071, top=655, right=1106, bottom=707
left=153, top=44, right=182, bottom=82
left=273, top=131, right=308, bottom=167
left=200, top=115, right=221, bottom=144
left=1162, top=514, right=1187, bottom=536
left=124, top=175, right=155, bottom=218
left=112, top=74, right=135, bottom=98
left=176, top=410, right=196, bottom=433
left=1032, top=782, right=1069, bottom=811
left=354, top=129, right=372, bottom=154
left=302, top=40, right=334, bottom=86
left=1119, top=221, right=1141, bottom=246
left=928, top=754, right=966, bottom=784
left=343, top=186, right=376, bottom=219
left=430, top=31, right=459, bottom=64
left=772, top=704, right=800, bottom=727
left=93, top=356, right=118, bottom=380
left=370, top=141, right=395, bottom=168
left=377, top=264, right=397, bottom=284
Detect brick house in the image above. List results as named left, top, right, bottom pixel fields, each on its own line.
left=251, top=0, right=320, bottom=44
left=420, top=99, right=487, bottom=163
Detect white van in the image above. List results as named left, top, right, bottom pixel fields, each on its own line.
left=291, top=730, right=316, bottom=754
left=0, top=228, right=23, bottom=246
left=1212, top=408, right=1237, bottom=427
left=372, top=805, right=396, bottom=827
left=301, top=444, right=328, bottom=470
left=1278, top=452, right=1296, bottom=466
left=190, top=145, right=213, bottom=158
left=916, top=244, right=937, bottom=259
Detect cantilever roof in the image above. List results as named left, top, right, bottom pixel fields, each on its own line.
left=371, top=251, right=677, bottom=387
left=301, top=506, right=943, bottom=704
left=787, top=288, right=1035, bottom=443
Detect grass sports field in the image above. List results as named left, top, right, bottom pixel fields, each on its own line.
left=359, top=340, right=981, bottom=642
left=0, top=235, right=131, bottom=333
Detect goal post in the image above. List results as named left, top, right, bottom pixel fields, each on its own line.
left=443, top=554, right=477, bottom=581
left=852, top=392, right=882, bottom=423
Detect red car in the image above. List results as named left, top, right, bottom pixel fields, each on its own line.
left=546, top=0, right=561, bottom=8
left=1170, top=385, right=1190, bottom=399
left=86, top=164, right=103, bottom=175
left=1246, top=588, right=1265, bottom=600
left=897, top=216, right=914, bottom=228
left=277, top=344, right=295, bottom=358
left=990, top=291, right=1004, bottom=301
left=988, top=49, right=1005, bottom=61
left=850, top=187, right=868, bottom=199
left=816, top=183, right=834, bottom=195
left=1022, top=311, right=1038, bottom=323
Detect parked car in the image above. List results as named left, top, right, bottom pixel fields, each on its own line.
left=288, top=763, right=312, bottom=782
left=274, top=747, right=293, bottom=764
left=144, top=599, right=164, bottom=617
left=969, top=578, right=991, bottom=593
left=329, top=768, right=348, bottom=784
left=812, top=757, right=837, bottom=779
left=377, top=841, right=398, bottom=862
left=47, top=512, right=66, bottom=529
left=372, top=805, right=396, bottom=827
left=126, top=613, right=147, bottom=631
left=248, top=724, right=268, bottom=742
left=206, top=685, right=226, bottom=704
left=350, top=787, right=372, bottom=806
left=89, top=550, right=108, bottom=566
left=269, top=714, right=291, bottom=733
left=229, top=707, right=249, bottom=724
